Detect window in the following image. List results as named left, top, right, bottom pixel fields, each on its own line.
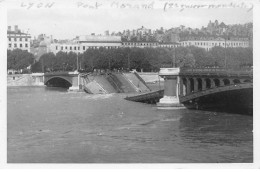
left=74, top=47, right=76, bottom=50
left=20, top=44, right=22, bottom=48
left=83, top=46, right=85, bottom=50
left=65, top=46, right=67, bottom=50
left=20, top=38, right=22, bottom=41
left=9, top=44, right=11, bottom=48
left=70, top=47, right=72, bottom=50
left=25, top=44, right=28, bottom=47
left=9, top=38, right=11, bottom=41
left=14, top=43, right=17, bottom=47
left=61, top=46, right=63, bottom=50
left=14, top=38, right=17, bottom=41
left=56, top=46, right=58, bottom=50
left=78, top=47, right=80, bottom=50
left=25, top=38, right=28, bottom=41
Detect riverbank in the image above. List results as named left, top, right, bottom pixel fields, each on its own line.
left=7, top=73, right=44, bottom=87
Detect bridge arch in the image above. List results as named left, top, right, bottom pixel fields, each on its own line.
left=233, top=79, right=241, bottom=84
left=45, top=76, right=72, bottom=88
left=197, top=78, right=202, bottom=91
left=189, top=78, right=194, bottom=93
left=242, top=79, right=252, bottom=83
left=213, top=78, right=220, bottom=87
left=223, top=79, right=230, bottom=86
left=205, top=78, right=211, bottom=89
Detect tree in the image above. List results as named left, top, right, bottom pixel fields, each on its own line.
left=7, top=49, right=34, bottom=71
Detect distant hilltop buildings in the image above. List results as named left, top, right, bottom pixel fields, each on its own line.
left=7, top=20, right=253, bottom=58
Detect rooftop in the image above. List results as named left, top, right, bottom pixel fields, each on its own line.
left=79, top=35, right=121, bottom=42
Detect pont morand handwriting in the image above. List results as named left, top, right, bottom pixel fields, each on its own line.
left=20, top=2, right=55, bottom=9
left=110, top=1, right=154, bottom=9
left=77, top=2, right=102, bottom=9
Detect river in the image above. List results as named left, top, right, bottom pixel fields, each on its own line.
left=7, top=86, right=253, bottom=163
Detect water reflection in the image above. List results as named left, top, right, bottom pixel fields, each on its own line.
left=179, top=111, right=253, bottom=147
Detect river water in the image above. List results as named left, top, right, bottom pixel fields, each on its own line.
left=7, top=86, right=253, bottom=163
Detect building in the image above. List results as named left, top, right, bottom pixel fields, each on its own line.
left=7, top=25, right=31, bottom=52
left=30, top=34, right=54, bottom=60
left=122, top=41, right=158, bottom=48
left=158, top=42, right=181, bottom=48
left=180, top=37, right=249, bottom=51
left=50, top=35, right=122, bottom=54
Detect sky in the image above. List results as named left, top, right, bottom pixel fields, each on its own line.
left=7, top=7, right=253, bottom=40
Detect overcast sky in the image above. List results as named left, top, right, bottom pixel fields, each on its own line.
left=7, top=8, right=252, bottom=40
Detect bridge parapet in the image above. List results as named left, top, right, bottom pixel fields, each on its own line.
left=159, top=68, right=180, bottom=76
left=180, top=67, right=253, bottom=77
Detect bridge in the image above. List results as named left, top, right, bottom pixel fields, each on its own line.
left=43, top=71, right=151, bottom=93
left=157, top=67, right=253, bottom=111
left=44, top=71, right=82, bottom=91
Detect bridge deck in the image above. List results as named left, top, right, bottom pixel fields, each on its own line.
left=125, top=90, right=164, bottom=103
left=179, top=82, right=253, bottom=103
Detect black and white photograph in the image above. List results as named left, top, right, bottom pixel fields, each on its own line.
left=1, top=0, right=259, bottom=168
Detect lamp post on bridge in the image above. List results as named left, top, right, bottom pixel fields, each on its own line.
left=224, top=32, right=228, bottom=69
left=172, top=42, right=179, bottom=68
left=77, top=45, right=79, bottom=72
left=172, top=43, right=176, bottom=68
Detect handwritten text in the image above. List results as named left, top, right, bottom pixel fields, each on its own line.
left=77, top=2, right=102, bottom=9
left=163, top=2, right=253, bottom=12
left=111, top=1, right=154, bottom=10
left=21, top=2, right=55, bottom=9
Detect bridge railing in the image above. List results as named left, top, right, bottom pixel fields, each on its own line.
left=180, top=67, right=253, bottom=76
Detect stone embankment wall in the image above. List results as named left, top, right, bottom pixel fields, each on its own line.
left=7, top=74, right=44, bottom=86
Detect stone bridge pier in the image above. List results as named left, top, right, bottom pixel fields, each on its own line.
left=157, top=68, right=184, bottom=108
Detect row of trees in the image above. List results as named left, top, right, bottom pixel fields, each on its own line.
left=7, top=46, right=253, bottom=73
left=7, top=49, right=35, bottom=72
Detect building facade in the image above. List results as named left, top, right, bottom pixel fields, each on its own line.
left=50, top=35, right=122, bottom=54
left=7, top=25, right=31, bottom=52
left=158, top=42, right=181, bottom=48
left=180, top=37, right=249, bottom=51
left=122, top=41, right=158, bottom=48
left=49, top=35, right=250, bottom=55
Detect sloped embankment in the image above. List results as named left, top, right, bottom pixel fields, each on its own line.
left=123, top=72, right=151, bottom=92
